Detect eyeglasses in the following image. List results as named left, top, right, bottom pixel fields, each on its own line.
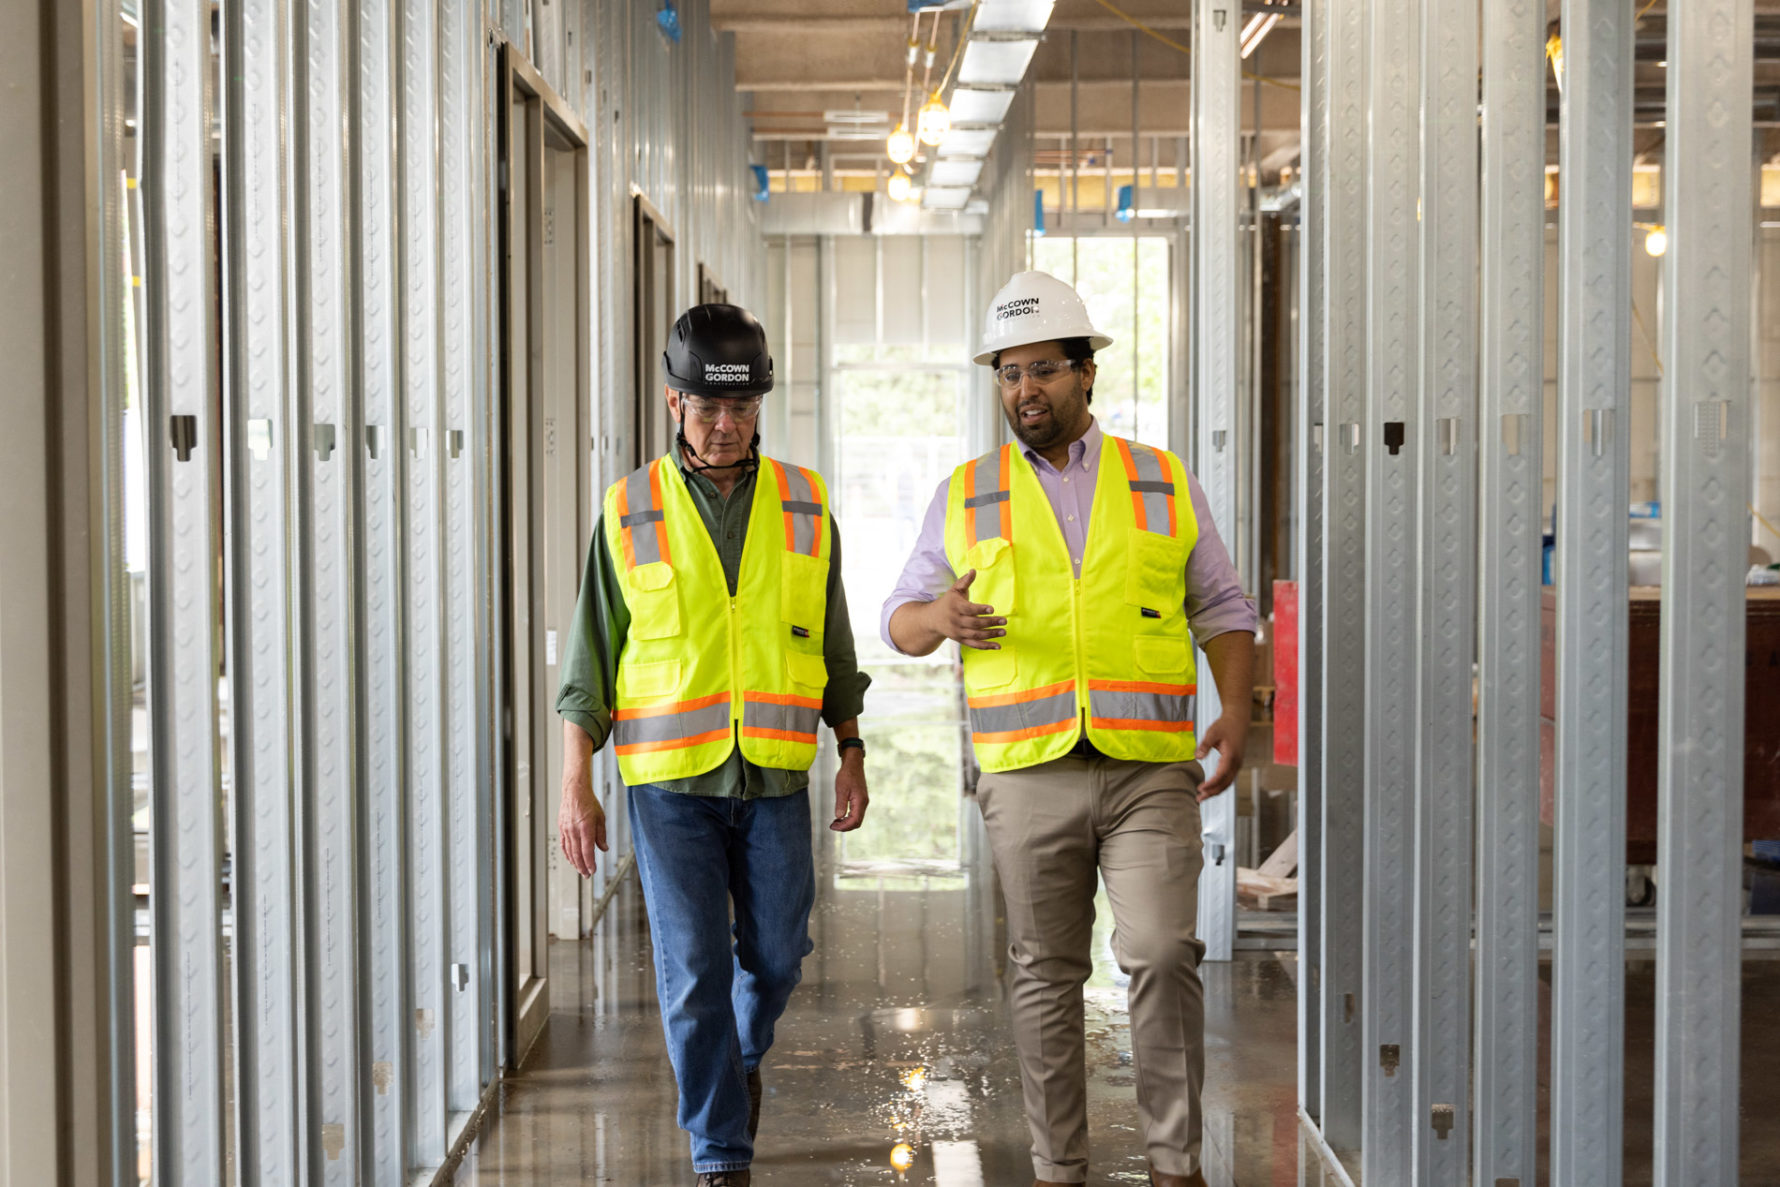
left=994, top=359, right=1080, bottom=389
left=681, top=394, right=764, bottom=424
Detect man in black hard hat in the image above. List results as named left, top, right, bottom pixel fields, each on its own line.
left=555, top=303, right=872, bottom=1187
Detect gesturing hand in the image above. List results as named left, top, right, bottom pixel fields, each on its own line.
left=930, top=569, right=1007, bottom=650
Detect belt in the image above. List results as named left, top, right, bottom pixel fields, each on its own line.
left=1065, top=736, right=1103, bottom=760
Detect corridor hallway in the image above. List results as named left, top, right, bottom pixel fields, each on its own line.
left=457, top=825, right=1307, bottom=1187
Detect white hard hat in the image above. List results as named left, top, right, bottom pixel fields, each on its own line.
left=972, top=270, right=1114, bottom=366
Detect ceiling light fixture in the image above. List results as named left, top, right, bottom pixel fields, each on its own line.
left=888, top=168, right=914, bottom=202
left=1644, top=225, right=1667, bottom=257
left=887, top=124, right=916, bottom=164
left=917, top=92, right=951, bottom=146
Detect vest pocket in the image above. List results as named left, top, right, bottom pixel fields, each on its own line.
left=963, top=536, right=1016, bottom=616
left=1125, top=531, right=1186, bottom=614
left=626, top=561, right=682, bottom=640
left=618, top=657, right=683, bottom=702
left=1134, top=635, right=1191, bottom=677
left=965, top=642, right=1018, bottom=690
left=780, top=551, right=830, bottom=635
left=785, top=649, right=829, bottom=695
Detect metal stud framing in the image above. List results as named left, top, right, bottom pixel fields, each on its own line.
left=1190, top=0, right=1240, bottom=966
left=1653, top=2, right=1754, bottom=1180
left=144, top=0, right=228, bottom=1179
left=355, top=0, right=410, bottom=1178
left=1474, top=0, right=1546, bottom=1178
left=1412, top=0, right=1478, bottom=1177
left=399, top=0, right=450, bottom=1161
left=1295, top=0, right=1327, bottom=1127
left=1318, top=0, right=1367, bottom=1149
left=298, top=0, right=363, bottom=1176
left=223, top=0, right=305, bottom=1174
left=1361, top=0, right=1419, bottom=1174
left=1550, top=0, right=1633, bottom=1180
left=440, top=0, right=490, bottom=1119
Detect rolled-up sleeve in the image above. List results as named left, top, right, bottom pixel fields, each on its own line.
left=878, top=477, right=956, bottom=655
left=1181, top=468, right=1258, bottom=642
left=819, top=517, right=872, bottom=726
left=554, top=516, right=628, bottom=749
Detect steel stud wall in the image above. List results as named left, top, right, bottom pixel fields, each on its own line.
left=1190, top=0, right=1241, bottom=966
left=1296, top=0, right=1759, bottom=1181
left=1412, top=0, right=1479, bottom=1175
left=1550, top=3, right=1634, bottom=1180
left=1473, top=0, right=1548, bottom=1179
left=144, top=0, right=229, bottom=1178
left=1653, top=1, right=1755, bottom=1179
left=1361, top=0, right=1420, bottom=1173
left=124, top=1, right=764, bottom=1181
left=1316, top=0, right=1368, bottom=1150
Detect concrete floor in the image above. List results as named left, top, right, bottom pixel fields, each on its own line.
left=452, top=813, right=1780, bottom=1187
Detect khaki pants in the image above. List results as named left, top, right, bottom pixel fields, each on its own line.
left=976, top=753, right=1206, bottom=1183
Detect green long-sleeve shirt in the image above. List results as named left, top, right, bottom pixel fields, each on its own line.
left=555, top=451, right=871, bottom=799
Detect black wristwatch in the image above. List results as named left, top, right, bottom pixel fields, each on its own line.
left=837, top=737, right=866, bottom=757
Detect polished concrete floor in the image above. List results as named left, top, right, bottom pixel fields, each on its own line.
left=453, top=814, right=1780, bottom=1186
left=455, top=821, right=1321, bottom=1186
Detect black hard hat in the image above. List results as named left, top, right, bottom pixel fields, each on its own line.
left=662, top=304, right=774, bottom=398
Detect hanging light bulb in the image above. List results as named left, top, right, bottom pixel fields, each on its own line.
left=916, top=92, right=950, bottom=147
left=890, top=1143, right=915, bottom=1173
left=887, top=123, right=916, bottom=165
left=887, top=168, right=913, bottom=202
left=1645, top=225, right=1668, bottom=257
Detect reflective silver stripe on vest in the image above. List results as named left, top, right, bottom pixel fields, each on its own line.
left=970, top=450, right=1008, bottom=545
left=1088, top=687, right=1193, bottom=726
left=779, top=464, right=823, bottom=556
left=624, top=464, right=664, bottom=565
left=967, top=688, right=1075, bottom=738
left=1126, top=442, right=1174, bottom=535
left=613, top=697, right=732, bottom=750
left=741, top=698, right=822, bottom=740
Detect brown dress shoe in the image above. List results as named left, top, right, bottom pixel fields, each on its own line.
left=1149, top=1169, right=1208, bottom=1187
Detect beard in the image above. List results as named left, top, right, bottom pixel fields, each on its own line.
left=1004, top=385, right=1086, bottom=451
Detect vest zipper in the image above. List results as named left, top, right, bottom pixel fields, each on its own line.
left=1071, top=575, right=1088, bottom=742
left=730, top=595, right=742, bottom=748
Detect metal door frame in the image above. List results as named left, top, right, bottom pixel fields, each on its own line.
left=495, top=41, right=590, bottom=1070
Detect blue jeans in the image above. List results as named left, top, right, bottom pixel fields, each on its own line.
left=627, top=783, right=817, bottom=1174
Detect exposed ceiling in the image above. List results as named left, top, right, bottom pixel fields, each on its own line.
left=719, top=0, right=1780, bottom=195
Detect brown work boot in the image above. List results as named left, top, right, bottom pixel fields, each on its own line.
left=1149, top=1168, right=1208, bottom=1187
left=695, top=1172, right=750, bottom=1187
left=746, top=1066, right=763, bottom=1140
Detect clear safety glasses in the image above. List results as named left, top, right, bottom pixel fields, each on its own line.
left=681, top=394, right=764, bottom=424
left=993, top=358, right=1081, bottom=390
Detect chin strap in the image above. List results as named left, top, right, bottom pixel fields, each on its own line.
left=676, top=414, right=761, bottom=475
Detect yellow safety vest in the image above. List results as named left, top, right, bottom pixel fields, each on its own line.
left=604, top=454, right=832, bottom=785
left=942, top=434, right=1200, bottom=772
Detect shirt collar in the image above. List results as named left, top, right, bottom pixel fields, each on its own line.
left=1020, top=417, right=1101, bottom=474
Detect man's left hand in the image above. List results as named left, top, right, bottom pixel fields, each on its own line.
left=1194, top=711, right=1249, bottom=800
left=831, top=751, right=870, bottom=831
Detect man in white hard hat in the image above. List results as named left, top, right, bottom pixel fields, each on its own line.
left=880, top=271, right=1256, bottom=1187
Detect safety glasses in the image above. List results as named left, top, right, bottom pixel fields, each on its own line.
left=993, top=358, right=1081, bottom=390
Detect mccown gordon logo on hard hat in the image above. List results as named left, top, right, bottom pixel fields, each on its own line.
left=973, top=270, right=1116, bottom=366
left=703, top=362, right=755, bottom=383
left=995, top=296, right=1042, bottom=321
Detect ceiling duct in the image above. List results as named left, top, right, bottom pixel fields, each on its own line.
left=919, top=0, right=1053, bottom=210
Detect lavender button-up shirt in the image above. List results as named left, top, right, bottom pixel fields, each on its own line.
left=879, top=419, right=1258, bottom=654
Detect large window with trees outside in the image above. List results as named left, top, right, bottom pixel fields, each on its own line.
left=831, top=344, right=970, bottom=886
